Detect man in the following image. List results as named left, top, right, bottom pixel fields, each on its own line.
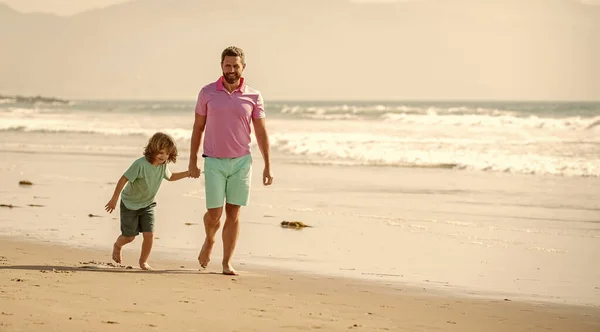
left=188, top=46, right=273, bottom=276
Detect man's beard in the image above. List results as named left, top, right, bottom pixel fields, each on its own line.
left=223, top=72, right=240, bottom=84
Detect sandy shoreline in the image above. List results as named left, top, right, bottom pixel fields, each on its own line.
left=0, top=236, right=598, bottom=332
left=0, top=145, right=599, bottom=307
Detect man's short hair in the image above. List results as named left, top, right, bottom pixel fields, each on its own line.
left=221, top=46, right=245, bottom=64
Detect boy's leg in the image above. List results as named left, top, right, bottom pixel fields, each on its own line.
left=138, top=203, right=156, bottom=270
left=114, top=201, right=140, bottom=264
left=113, top=235, right=135, bottom=263
left=139, top=232, right=154, bottom=270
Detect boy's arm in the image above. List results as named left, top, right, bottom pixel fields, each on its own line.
left=105, top=175, right=128, bottom=213
left=168, top=170, right=190, bottom=182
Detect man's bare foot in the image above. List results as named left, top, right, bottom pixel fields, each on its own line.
left=222, top=263, right=238, bottom=276
left=198, top=239, right=214, bottom=268
left=112, top=243, right=122, bottom=263
left=139, top=261, right=153, bottom=270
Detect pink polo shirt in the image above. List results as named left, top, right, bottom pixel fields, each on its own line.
left=195, top=77, right=265, bottom=158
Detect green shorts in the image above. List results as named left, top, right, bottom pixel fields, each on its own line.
left=119, top=200, right=156, bottom=236
left=203, top=154, right=253, bottom=209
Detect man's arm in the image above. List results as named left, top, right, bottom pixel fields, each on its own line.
left=252, top=118, right=273, bottom=186
left=188, top=113, right=207, bottom=178
left=168, top=171, right=190, bottom=182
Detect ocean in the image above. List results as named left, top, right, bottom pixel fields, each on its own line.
left=1, top=98, right=599, bottom=177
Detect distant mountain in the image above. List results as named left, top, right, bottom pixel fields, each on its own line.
left=0, top=94, right=70, bottom=104
left=0, top=0, right=598, bottom=100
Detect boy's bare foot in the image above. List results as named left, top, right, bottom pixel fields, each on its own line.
left=112, top=243, right=122, bottom=263
left=139, top=261, right=153, bottom=270
left=222, top=263, right=238, bottom=276
left=198, top=239, right=214, bottom=268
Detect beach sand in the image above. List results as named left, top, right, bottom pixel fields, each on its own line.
left=1, top=237, right=599, bottom=332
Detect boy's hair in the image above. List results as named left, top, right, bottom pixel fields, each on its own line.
left=144, top=132, right=178, bottom=163
left=221, top=46, right=245, bottom=65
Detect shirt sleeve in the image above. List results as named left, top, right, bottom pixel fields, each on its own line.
left=194, top=88, right=208, bottom=116
left=252, top=92, right=266, bottom=119
left=123, top=159, right=141, bottom=182
left=163, top=164, right=172, bottom=180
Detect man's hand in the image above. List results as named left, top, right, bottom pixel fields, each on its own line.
left=189, top=162, right=201, bottom=178
left=105, top=198, right=118, bottom=213
left=263, top=166, right=273, bottom=186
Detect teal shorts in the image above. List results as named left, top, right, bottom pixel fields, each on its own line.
left=203, top=154, right=253, bottom=209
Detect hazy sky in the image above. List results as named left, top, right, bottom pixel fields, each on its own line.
left=1, top=0, right=598, bottom=100
left=4, top=0, right=600, bottom=15
left=2, top=0, right=130, bottom=15
left=2, top=0, right=422, bottom=15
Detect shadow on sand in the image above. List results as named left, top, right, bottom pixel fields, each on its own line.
left=0, top=264, right=226, bottom=276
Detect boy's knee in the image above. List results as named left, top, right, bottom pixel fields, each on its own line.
left=141, top=232, right=153, bottom=239
left=123, top=236, right=136, bottom=243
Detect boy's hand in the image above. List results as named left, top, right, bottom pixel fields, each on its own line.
left=105, top=198, right=117, bottom=213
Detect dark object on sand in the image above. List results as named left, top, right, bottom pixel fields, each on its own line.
left=281, top=221, right=312, bottom=229
left=184, top=222, right=197, bottom=226
left=19, top=180, right=33, bottom=186
left=0, top=204, right=15, bottom=208
left=88, top=213, right=101, bottom=218
left=27, top=204, right=45, bottom=207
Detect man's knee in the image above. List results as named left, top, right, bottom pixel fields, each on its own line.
left=225, top=203, right=241, bottom=223
left=205, top=207, right=223, bottom=224
left=141, top=232, right=153, bottom=240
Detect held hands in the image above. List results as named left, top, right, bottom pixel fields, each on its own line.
left=263, top=166, right=273, bottom=186
left=105, top=198, right=117, bottom=213
left=188, top=163, right=201, bottom=178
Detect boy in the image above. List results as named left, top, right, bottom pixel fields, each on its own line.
left=105, top=132, right=189, bottom=270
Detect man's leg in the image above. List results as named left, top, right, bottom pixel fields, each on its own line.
left=222, top=203, right=241, bottom=275
left=199, top=157, right=226, bottom=268
left=221, top=154, right=252, bottom=275
left=198, top=207, right=223, bottom=268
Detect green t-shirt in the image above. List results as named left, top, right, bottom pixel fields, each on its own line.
left=121, top=156, right=172, bottom=210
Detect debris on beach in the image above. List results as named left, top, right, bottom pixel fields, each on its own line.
left=79, top=260, right=130, bottom=269
left=27, top=204, right=45, bottom=207
left=0, top=204, right=16, bottom=208
left=88, top=213, right=101, bottom=218
left=184, top=222, right=197, bottom=226
left=18, top=180, right=33, bottom=186
left=280, top=221, right=312, bottom=229
left=45, top=268, right=73, bottom=274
